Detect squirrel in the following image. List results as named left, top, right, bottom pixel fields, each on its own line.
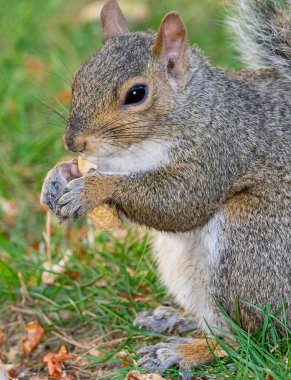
left=41, top=0, right=291, bottom=377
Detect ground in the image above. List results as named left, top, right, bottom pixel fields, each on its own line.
left=0, top=0, right=290, bottom=379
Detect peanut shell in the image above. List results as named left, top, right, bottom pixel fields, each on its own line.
left=77, top=156, right=121, bottom=231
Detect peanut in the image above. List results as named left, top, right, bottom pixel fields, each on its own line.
left=77, top=156, right=121, bottom=231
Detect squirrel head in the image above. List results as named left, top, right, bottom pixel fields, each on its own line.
left=65, top=0, right=192, bottom=167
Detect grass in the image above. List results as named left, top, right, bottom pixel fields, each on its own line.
left=0, top=0, right=289, bottom=379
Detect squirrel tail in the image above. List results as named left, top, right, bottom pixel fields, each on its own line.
left=229, top=0, right=291, bottom=79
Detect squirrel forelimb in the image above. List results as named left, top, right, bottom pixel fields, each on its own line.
left=77, top=157, right=121, bottom=231
left=40, top=158, right=121, bottom=231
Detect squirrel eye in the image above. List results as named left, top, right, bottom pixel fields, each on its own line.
left=124, top=84, right=148, bottom=106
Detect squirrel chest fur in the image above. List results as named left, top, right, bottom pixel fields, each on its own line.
left=152, top=212, right=226, bottom=332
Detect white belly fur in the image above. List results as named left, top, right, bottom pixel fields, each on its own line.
left=152, top=212, right=226, bottom=332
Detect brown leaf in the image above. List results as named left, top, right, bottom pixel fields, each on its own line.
left=55, top=90, right=72, bottom=104
left=263, top=375, right=274, bottom=380
left=0, top=329, right=4, bottom=345
left=125, top=370, right=169, bottom=380
left=21, top=321, right=45, bottom=354
left=0, top=364, right=17, bottom=380
left=115, top=350, right=134, bottom=367
left=24, top=57, right=45, bottom=73
left=43, top=346, right=75, bottom=379
left=7, top=367, right=17, bottom=379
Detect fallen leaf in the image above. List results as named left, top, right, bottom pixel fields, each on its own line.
left=125, top=370, right=169, bottom=380
left=88, top=348, right=103, bottom=357
left=43, top=346, right=75, bottom=379
left=0, top=364, right=16, bottom=380
left=115, top=350, right=134, bottom=367
left=24, top=57, right=45, bottom=72
left=23, top=57, right=46, bottom=83
left=0, top=330, right=4, bottom=345
left=7, top=367, right=17, bottom=379
left=21, top=321, right=45, bottom=354
left=5, top=346, right=18, bottom=363
left=263, top=375, right=274, bottom=380
left=58, top=345, right=68, bottom=355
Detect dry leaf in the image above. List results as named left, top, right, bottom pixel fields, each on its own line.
left=88, top=348, right=103, bottom=357
left=125, top=370, right=169, bottom=380
left=55, top=90, right=71, bottom=104
left=115, top=350, right=134, bottom=367
left=263, top=375, right=274, bottom=380
left=5, top=346, right=18, bottom=363
left=0, top=364, right=17, bottom=380
left=24, top=57, right=45, bottom=72
left=21, top=321, right=44, bottom=354
left=43, top=346, right=75, bottom=379
left=23, top=57, right=46, bottom=83
left=0, top=330, right=4, bottom=345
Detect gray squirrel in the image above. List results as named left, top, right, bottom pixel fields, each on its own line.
left=41, top=0, right=291, bottom=377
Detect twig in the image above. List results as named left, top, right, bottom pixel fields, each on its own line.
left=51, top=331, right=89, bottom=349
left=45, top=210, right=52, bottom=268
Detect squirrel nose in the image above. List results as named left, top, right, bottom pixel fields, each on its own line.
left=63, top=134, right=86, bottom=153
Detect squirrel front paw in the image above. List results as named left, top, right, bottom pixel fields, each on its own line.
left=55, top=176, right=93, bottom=222
left=40, top=160, right=81, bottom=213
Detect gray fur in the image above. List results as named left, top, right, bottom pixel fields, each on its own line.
left=229, top=0, right=291, bottom=79
left=134, top=306, right=198, bottom=334
left=41, top=0, right=291, bottom=373
left=137, top=339, right=187, bottom=373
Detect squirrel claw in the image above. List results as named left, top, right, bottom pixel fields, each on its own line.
left=137, top=337, right=215, bottom=379
left=137, top=339, right=194, bottom=379
left=55, top=177, right=90, bottom=222
left=134, top=306, right=197, bottom=334
left=137, top=341, right=183, bottom=374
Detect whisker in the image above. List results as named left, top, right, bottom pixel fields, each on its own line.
left=19, top=86, right=69, bottom=123
left=50, top=51, right=75, bottom=84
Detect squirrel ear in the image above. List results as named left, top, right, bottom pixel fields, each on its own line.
left=101, top=0, right=128, bottom=40
left=152, top=12, right=188, bottom=79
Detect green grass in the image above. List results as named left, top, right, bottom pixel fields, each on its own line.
left=0, top=0, right=289, bottom=379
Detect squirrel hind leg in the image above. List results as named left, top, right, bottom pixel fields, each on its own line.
left=134, top=306, right=198, bottom=334
left=137, top=337, right=220, bottom=379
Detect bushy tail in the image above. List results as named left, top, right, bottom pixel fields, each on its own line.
left=230, top=0, right=291, bottom=79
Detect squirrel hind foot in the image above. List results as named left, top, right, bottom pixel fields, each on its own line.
left=137, top=337, right=219, bottom=379
left=134, top=306, right=198, bottom=334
